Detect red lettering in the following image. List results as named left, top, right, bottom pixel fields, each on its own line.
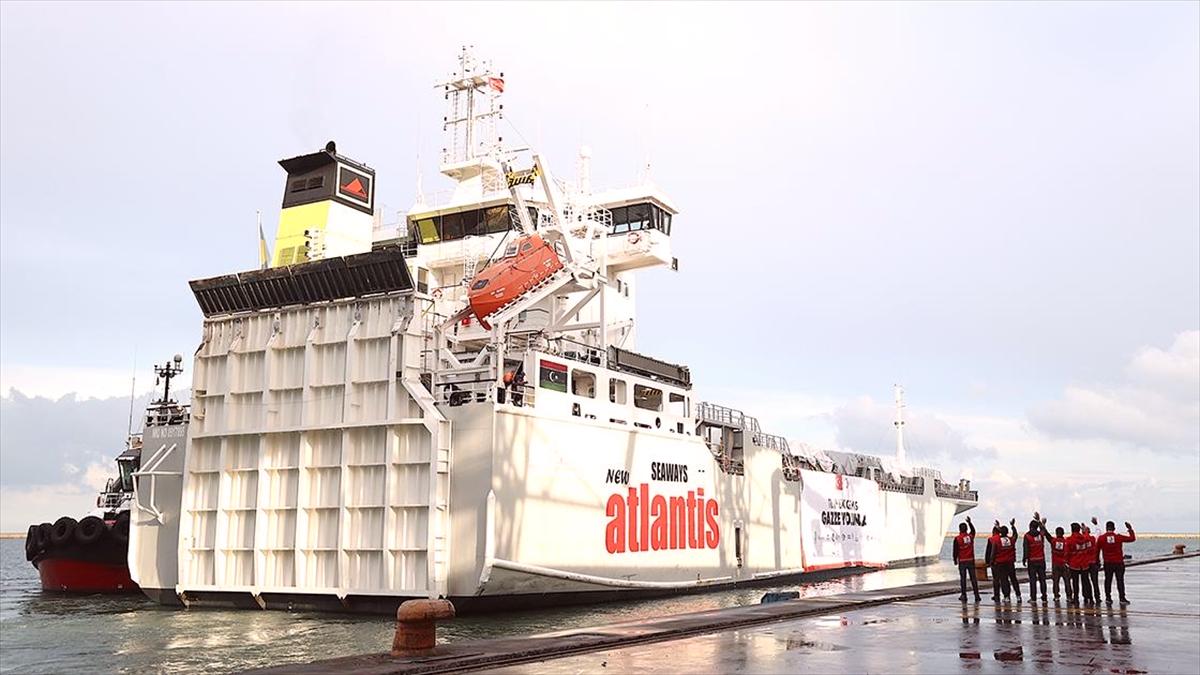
left=605, top=494, right=625, bottom=554
left=686, top=490, right=698, bottom=548
left=626, top=487, right=640, bottom=552
left=640, top=483, right=651, bottom=552
left=650, top=495, right=668, bottom=550
left=607, top=484, right=721, bottom=554
left=669, top=496, right=686, bottom=549
left=704, top=499, right=720, bottom=548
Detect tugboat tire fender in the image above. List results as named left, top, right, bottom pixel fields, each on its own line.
left=35, top=522, right=52, bottom=549
left=50, top=516, right=77, bottom=546
left=24, top=525, right=39, bottom=561
left=76, top=516, right=106, bottom=545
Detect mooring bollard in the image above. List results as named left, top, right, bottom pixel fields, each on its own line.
left=1173, top=544, right=1187, bottom=555
left=392, top=599, right=455, bottom=655
left=974, top=558, right=990, bottom=581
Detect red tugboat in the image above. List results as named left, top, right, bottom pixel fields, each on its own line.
left=24, top=356, right=188, bottom=593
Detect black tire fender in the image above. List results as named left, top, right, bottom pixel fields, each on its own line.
left=50, top=517, right=77, bottom=546
left=24, top=525, right=39, bottom=561
left=75, top=516, right=106, bottom=545
left=35, top=523, right=52, bottom=549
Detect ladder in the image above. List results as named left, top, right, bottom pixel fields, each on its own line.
left=461, top=237, right=481, bottom=284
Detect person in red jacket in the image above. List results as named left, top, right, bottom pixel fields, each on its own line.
left=990, top=524, right=1018, bottom=602
left=1097, top=520, right=1136, bottom=604
left=985, top=524, right=1002, bottom=602
left=1048, top=524, right=1071, bottom=602
left=953, top=516, right=982, bottom=603
left=1066, top=522, right=1094, bottom=605
left=1085, top=523, right=1101, bottom=602
left=1006, top=518, right=1023, bottom=602
left=1022, top=516, right=1048, bottom=602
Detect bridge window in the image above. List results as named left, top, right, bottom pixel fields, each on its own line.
left=634, top=384, right=662, bottom=412
left=409, top=205, right=537, bottom=245
left=668, top=392, right=688, bottom=417
left=572, top=369, right=596, bottom=398
left=610, top=378, right=627, bottom=404
left=608, top=202, right=672, bottom=237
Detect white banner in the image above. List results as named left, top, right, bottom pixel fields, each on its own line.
left=798, top=469, right=887, bottom=570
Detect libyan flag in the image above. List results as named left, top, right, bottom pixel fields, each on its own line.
left=539, top=359, right=567, bottom=392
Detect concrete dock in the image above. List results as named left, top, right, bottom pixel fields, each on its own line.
left=255, top=553, right=1200, bottom=674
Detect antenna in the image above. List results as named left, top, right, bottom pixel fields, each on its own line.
left=415, top=158, right=426, bottom=206
left=125, top=350, right=137, bottom=439
left=893, top=384, right=906, bottom=465
left=639, top=102, right=652, bottom=185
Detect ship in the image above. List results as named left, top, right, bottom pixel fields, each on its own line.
left=129, top=49, right=978, bottom=613
left=26, top=356, right=188, bottom=593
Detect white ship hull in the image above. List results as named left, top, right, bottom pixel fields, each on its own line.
left=447, top=405, right=965, bottom=602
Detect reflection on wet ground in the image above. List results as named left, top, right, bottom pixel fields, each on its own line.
left=484, top=556, right=1199, bottom=674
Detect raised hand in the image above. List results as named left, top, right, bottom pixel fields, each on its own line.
left=966, top=515, right=972, bottom=524
left=1091, top=516, right=1099, bottom=526
left=1125, top=521, right=1132, bottom=530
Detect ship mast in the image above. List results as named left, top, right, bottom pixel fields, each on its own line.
left=437, top=45, right=505, bottom=174
left=893, top=384, right=906, bottom=465
left=154, top=355, right=184, bottom=405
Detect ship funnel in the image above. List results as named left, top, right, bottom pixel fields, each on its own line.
left=271, top=142, right=375, bottom=267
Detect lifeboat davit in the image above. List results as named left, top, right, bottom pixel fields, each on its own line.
left=467, top=234, right=564, bottom=328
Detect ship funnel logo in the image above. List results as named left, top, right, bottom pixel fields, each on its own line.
left=341, top=177, right=367, bottom=198
left=337, top=166, right=371, bottom=203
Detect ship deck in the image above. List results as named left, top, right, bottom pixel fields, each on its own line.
left=252, top=553, right=1200, bottom=674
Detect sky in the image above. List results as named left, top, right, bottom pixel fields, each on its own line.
left=1, top=2, right=1197, bottom=532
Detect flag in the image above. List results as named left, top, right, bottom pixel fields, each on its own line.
left=539, top=359, right=567, bottom=392
left=258, top=216, right=270, bottom=269
left=488, top=77, right=505, bottom=93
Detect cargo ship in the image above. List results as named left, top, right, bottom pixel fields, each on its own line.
left=27, top=357, right=188, bottom=593
left=129, top=49, right=977, bottom=613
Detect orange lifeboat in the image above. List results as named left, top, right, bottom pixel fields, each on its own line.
left=467, top=234, right=564, bottom=328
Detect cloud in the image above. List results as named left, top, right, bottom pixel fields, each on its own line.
left=0, top=388, right=191, bottom=531
left=0, top=390, right=151, bottom=488
left=1029, top=331, right=1200, bottom=454
left=974, top=469, right=1200, bottom=534
left=0, top=476, right=104, bottom=533
left=831, top=395, right=998, bottom=464
left=1127, top=331, right=1200, bottom=398
left=0, top=363, right=181, bottom=400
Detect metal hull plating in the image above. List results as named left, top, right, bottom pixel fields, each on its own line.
left=449, top=405, right=963, bottom=600
left=36, top=557, right=137, bottom=594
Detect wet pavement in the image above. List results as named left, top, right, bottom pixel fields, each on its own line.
left=255, top=553, right=1199, bottom=674
left=488, top=556, right=1200, bottom=674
